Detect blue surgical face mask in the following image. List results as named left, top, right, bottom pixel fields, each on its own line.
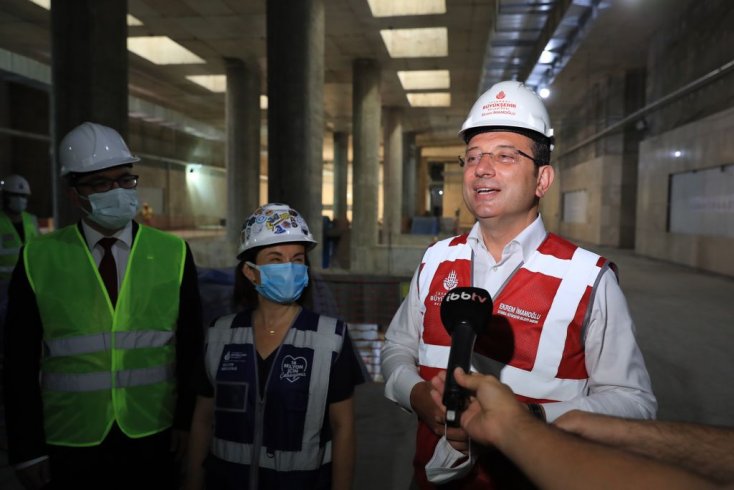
left=6, top=195, right=28, bottom=213
left=247, top=262, right=309, bottom=304
left=81, top=187, right=139, bottom=230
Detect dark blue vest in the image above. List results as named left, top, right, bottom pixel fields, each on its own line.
left=204, top=308, right=345, bottom=489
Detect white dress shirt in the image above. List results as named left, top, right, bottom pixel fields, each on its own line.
left=381, top=215, right=657, bottom=422
left=81, top=220, right=134, bottom=290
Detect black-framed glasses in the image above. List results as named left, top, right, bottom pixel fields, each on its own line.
left=458, top=149, right=540, bottom=167
left=75, top=175, right=139, bottom=193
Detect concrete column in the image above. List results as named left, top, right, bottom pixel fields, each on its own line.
left=225, top=57, right=261, bottom=243
left=51, top=0, right=129, bottom=227
left=266, top=0, right=325, bottom=254
left=382, top=107, right=403, bottom=242
left=402, top=132, right=417, bottom=231
left=333, top=131, right=349, bottom=223
left=351, top=59, right=381, bottom=271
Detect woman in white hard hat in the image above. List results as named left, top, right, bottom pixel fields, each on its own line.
left=186, top=203, right=365, bottom=490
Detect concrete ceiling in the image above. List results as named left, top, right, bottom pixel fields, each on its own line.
left=0, top=0, right=694, bottom=157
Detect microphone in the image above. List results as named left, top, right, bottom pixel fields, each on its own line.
left=439, top=287, right=493, bottom=426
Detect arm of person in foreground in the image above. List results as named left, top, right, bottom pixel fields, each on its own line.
left=381, top=269, right=469, bottom=451
left=329, top=397, right=356, bottom=490
left=555, top=410, right=734, bottom=485
left=172, top=244, right=205, bottom=459
left=183, top=396, right=214, bottom=490
left=431, top=368, right=726, bottom=490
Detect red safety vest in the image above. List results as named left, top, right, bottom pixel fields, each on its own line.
left=413, top=232, right=611, bottom=489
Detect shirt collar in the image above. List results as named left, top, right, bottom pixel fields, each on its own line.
left=467, top=214, right=547, bottom=262
left=81, top=220, right=134, bottom=251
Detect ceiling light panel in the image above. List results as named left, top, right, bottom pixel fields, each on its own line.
left=397, top=70, right=450, bottom=90
left=28, top=1, right=144, bottom=26
left=367, top=0, right=446, bottom=17
left=380, top=27, right=448, bottom=58
left=187, top=75, right=226, bottom=92
left=407, top=92, right=451, bottom=107
left=128, top=36, right=205, bottom=65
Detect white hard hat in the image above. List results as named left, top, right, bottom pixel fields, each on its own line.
left=59, top=122, right=140, bottom=176
left=1, top=174, right=31, bottom=195
left=459, top=81, right=554, bottom=147
left=238, top=203, right=317, bottom=259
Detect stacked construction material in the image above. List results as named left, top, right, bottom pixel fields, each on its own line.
left=348, top=323, right=384, bottom=382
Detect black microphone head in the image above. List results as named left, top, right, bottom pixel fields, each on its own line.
left=440, top=287, right=493, bottom=336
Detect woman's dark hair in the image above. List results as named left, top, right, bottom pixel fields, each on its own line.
left=232, top=243, right=313, bottom=309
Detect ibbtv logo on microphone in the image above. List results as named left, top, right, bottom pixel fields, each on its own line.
left=444, top=290, right=489, bottom=303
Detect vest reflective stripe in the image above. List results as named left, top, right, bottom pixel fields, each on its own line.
left=417, top=235, right=472, bottom=299
left=210, top=437, right=333, bottom=471
left=532, top=247, right=599, bottom=378
left=418, top=342, right=588, bottom=401
left=42, top=364, right=174, bottom=392
left=207, top=312, right=341, bottom=477
left=25, top=224, right=184, bottom=445
left=44, top=331, right=175, bottom=358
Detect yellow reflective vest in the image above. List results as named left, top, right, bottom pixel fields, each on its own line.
left=23, top=224, right=185, bottom=446
left=0, top=210, right=39, bottom=280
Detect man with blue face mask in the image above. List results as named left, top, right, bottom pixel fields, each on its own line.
left=0, top=174, right=39, bottom=281
left=2, top=122, right=204, bottom=490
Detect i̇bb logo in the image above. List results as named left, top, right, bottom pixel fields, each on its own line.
left=496, top=91, right=506, bottom=99
left=445, top=291, right=488, bottom=303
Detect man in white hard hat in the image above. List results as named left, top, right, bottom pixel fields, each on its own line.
left=0, top=174, right=39, bottom=280
left=2, top=122, right=204, bottom=490
left=381, top=81, right=656, bottom=489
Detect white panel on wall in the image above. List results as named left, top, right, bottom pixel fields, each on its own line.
left=669, top=164, right=734, bottom=237
left=562, top=189, right=588, bottom=224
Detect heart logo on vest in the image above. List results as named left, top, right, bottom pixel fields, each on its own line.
left=280, top=355, right=308, bottom=383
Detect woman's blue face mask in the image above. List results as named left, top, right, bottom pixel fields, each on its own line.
left=247, top=261, right=309, bottom=304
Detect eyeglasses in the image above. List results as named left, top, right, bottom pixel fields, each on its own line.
left=75, top=175, right=139, bottom=193
left=458, top=148, right=540, bottom=167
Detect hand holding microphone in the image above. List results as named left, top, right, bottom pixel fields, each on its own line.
left=439, top=287, right=493, bottom=426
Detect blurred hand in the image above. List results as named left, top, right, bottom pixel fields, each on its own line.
left=411, top=379, right=470, bottom=452
left=170, top=429, right=189, bottom=462
left=432, top=368, right=532, bottom=447
left=15, top=459, right=50, bottom=490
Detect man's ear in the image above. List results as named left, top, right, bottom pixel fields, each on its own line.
left=535, top=164, right=554, bottom=198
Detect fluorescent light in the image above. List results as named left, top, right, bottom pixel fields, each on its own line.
left=28, top=1, right=144, bottom=26
left=539, top=50, right=554, bottom=64
left=397, top=70, right=450, bottom=90
left=406, top=92, right=451, bottom=107
left=187, top=75, right=226, bottom=92
left=27, top=0, right=49, bottom=9
left=380, top=27, right=448, bottom=58
left=127, top=14, right=143, bottom=26
left=128, top=36, right=205, bottom=65
left=260, top=95, right=268, bottom=110
left=367, top=0, right=446, bottom=17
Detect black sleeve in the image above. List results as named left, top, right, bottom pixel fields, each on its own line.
left=2, top=250, right=47, bottom=465
left=173, top=243, right=205, bottom=430
left=327, top=331, right=367, bottom=404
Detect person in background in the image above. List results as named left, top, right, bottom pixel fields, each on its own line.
left=0, top=174, right=40, bottom=358
left=0, top=174, right=39, bottom=280
left=381, top=81, right=656, bottom=488
left=186, top=203, right=365, bottom=490
left=2, top=121, right=203, bottom=490
left=430, top=368, right=734, bottom=490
